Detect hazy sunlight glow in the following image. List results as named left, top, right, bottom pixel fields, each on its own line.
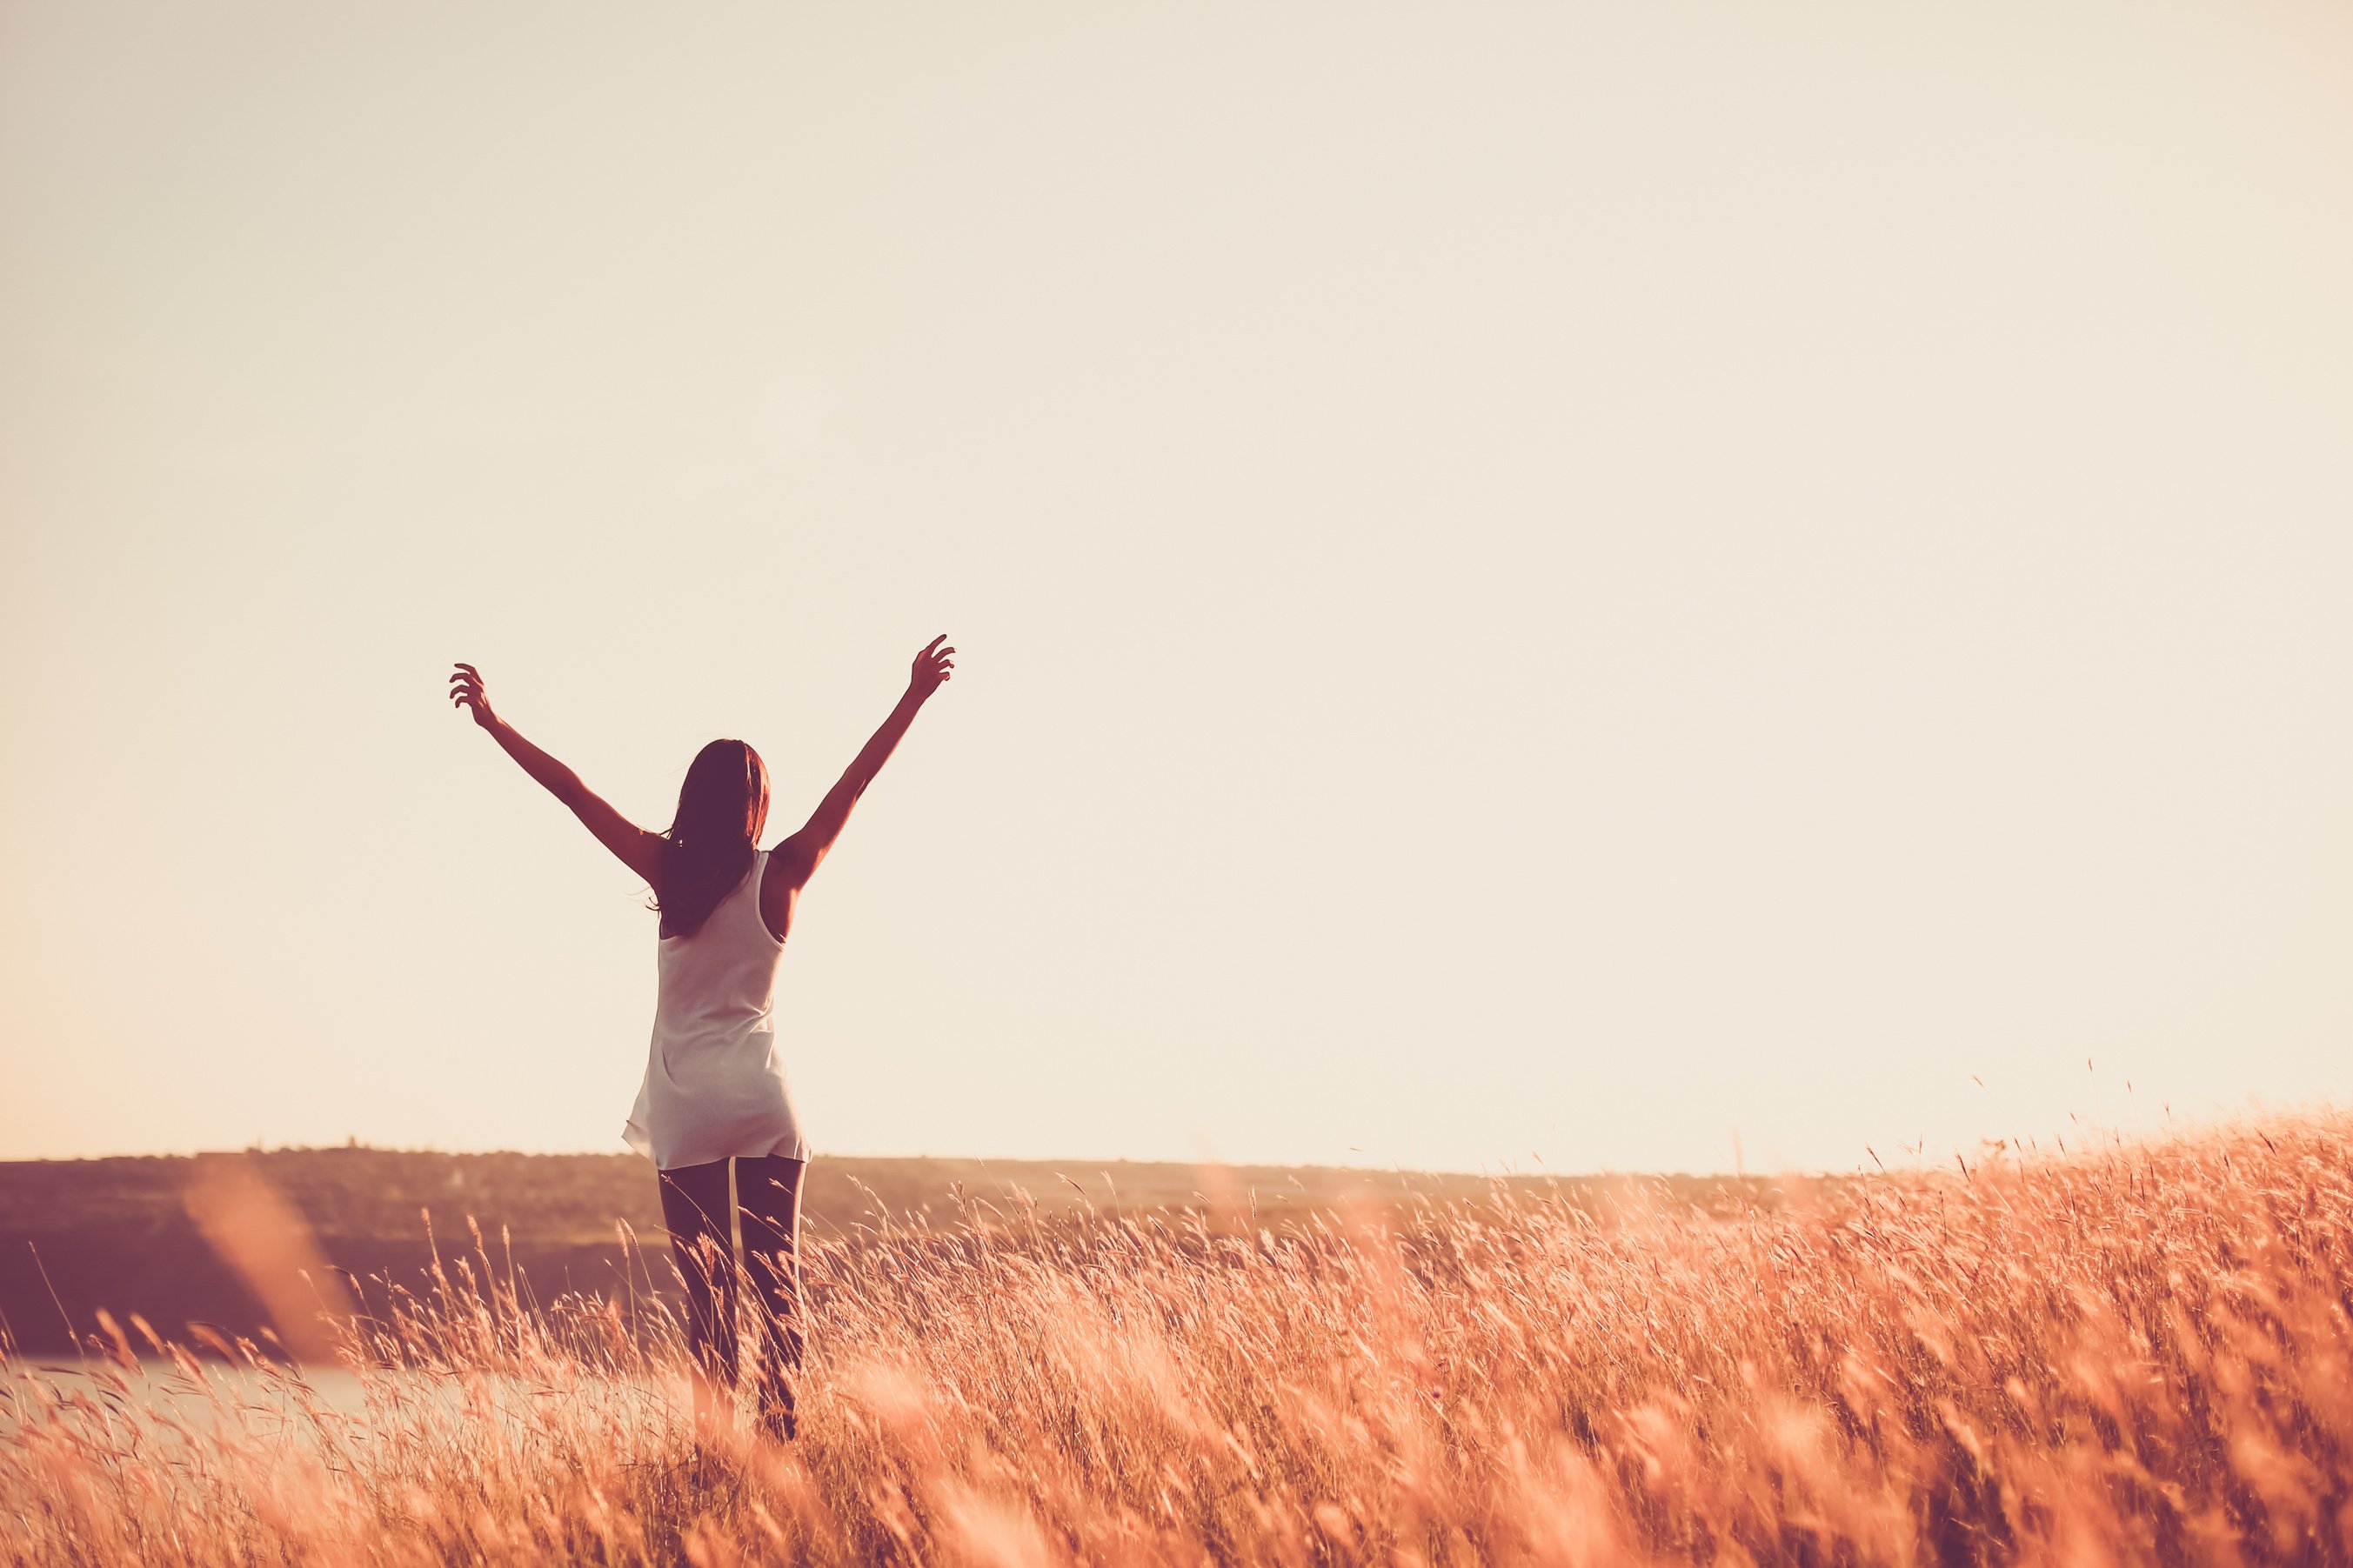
left=3, top=0, right=2350, bottom=1172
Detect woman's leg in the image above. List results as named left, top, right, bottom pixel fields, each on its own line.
left=735, top=1154, right=808, bottom=1438
left=657, top=1159, right=740, bottom=1424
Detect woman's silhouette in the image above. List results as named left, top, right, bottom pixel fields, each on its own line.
left=449, top=637, right=954, bottom=1440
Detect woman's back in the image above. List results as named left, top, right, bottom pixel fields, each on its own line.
left=655, top=853, right=785, bottom=1040
left=627, top=851, right=806, bottom=1168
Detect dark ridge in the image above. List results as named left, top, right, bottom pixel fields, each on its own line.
left=0, top=1148, right=1831, bottom=1356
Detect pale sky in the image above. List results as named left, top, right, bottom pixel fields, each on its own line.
left=3, top=0, right=2350, bottom=1176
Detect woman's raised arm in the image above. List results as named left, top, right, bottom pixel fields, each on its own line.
left=771, top=636, right=954, bottom=888
left=450, top=663, right=666, bottom=885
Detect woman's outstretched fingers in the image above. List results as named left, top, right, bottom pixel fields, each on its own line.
left=909, top=634, right=956, bottom=695
left=449, top=664, right=495, bottom=725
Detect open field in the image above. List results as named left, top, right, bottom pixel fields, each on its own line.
left=0, top=1147, right=1785, bottom=1358
left=5, top=1117, right=2351, bottom=1564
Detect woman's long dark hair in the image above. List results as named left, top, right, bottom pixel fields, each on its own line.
left=656, top=738, right=771, bottom=938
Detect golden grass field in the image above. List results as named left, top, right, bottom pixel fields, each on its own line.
left=4, top=1115, right=2350, bottom=1565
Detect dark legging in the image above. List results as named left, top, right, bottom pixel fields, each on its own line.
left=657, top=1154, right=807, bottom=1435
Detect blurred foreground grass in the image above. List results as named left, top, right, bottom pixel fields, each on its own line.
left=4, top=1118, right=2349, bottom=1564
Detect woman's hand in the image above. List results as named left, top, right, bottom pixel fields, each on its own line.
left=907, top=635, right=956, bottom=698
left=449, top=663, right=499, bottom=729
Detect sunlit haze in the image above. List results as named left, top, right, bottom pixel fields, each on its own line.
left=4, top=0, right=2350, bottom=1174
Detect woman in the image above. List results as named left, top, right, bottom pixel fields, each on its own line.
left=448, top=636, right=955, bottom=1439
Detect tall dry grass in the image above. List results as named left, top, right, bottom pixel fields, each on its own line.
left=5, top=1115, right=2350, bottom=1565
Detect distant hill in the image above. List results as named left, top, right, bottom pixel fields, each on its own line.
left=0, top=1147, right=1796, bottom=1357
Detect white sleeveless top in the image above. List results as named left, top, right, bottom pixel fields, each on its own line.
left=622, top=851, right=809, bottom=1170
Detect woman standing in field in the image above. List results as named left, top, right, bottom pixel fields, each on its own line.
left=447, top=637, right=955, bottom=1440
